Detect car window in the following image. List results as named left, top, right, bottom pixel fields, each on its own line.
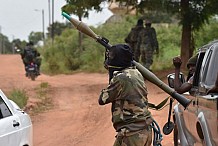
left=200, top=45, right=218, bottom=86
left=0, top=96, right=12, bottom=119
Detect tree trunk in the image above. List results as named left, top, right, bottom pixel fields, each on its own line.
left=78, top=16, right=83, bottom=52
left=180, top=0, right=192, bottom=70
left=180, top=24, right=192, bottom=70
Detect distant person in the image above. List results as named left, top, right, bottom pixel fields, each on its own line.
left=138, top=19, right=159, bottom=70
left=173, top=55, right=197, bottom=94
left=21, top=41, right=41, bottom=75
left=125, top=19, right=144, bottom=62
left=99, top=44, right=153, bottom=146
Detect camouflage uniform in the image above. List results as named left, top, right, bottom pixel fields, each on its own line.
left=138, top=25, right=159, bottom=70
left=99, top=67, right=153, bottom=146
left=125, top=20, right=144, bottom=62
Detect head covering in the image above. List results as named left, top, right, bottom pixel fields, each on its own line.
left=145, top=19, right=151, bottom=24
left=106, top=44, right=133, bottom=68
left=137, top=19, right=143, bottom=26
left=187, top=55, right=197, bottom=69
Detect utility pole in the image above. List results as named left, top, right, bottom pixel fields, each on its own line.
left=0, top=26, right=2, bottom=54
left=51, top=0, right=54, bottom=44
left=48, top=0, right=51, bottom=26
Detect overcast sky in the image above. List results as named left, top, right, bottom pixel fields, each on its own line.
left=0, top=0, right=113, bottom=41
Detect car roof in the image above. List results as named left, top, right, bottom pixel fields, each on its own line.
left=198, top=40, right=218, bottom=53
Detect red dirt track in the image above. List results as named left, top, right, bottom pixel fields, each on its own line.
left=0, top=54, right=174, bottom=146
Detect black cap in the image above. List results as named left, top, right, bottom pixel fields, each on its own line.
left=187, top=55, right=197, bottom=68
left=107, top=44, right=133, bottom=68
left=137, top=19, right=143, bottom=26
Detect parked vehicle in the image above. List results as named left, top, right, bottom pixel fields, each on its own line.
left=25, top=61, right=39, bottom=81
left=0, top=89, right=33, bottom=146
left=168, top=40, right=218, bottom=146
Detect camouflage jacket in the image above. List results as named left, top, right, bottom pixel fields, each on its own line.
left=138, top=27, right=159, bottom=52
left=99, top=67, right=152, bottom=132
left=125, top=26, right=144, bottom=45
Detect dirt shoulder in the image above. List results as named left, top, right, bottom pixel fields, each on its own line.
left=0, top=54, right=174, bottom=146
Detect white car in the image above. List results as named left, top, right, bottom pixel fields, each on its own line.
left=0, top=89, right=33, bottom=146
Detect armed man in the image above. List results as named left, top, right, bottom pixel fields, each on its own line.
left=99, top=44, right=154, bottom=146
left=125, top=19, right=144, bottom=62
left=138, top=19, right=159, bottom=71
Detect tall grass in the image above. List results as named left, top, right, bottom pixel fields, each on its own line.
left=8, top=89, right=28, bottom=109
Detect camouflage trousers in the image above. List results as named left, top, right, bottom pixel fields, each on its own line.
left=132, top=43, right=140, bottom=62
left=113, top=127, right=152, bottom=146
left=140, top=50, right=154, bottom=70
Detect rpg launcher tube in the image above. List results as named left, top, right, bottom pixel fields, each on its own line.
left=62, top=12, right=112, bottom=49
left=62, top=11, right=191, bottom=109
left=132, top=61, right=191, bottom=109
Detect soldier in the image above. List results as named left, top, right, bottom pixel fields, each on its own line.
left=138, top=19, right=159, bottom=70
left=99, top=44, right=153, bottom=146
left=173, top=55, right=197, bottom=94
left=125, top=19, right=144, bottom=62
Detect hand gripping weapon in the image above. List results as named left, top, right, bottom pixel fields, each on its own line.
left=61, top=12, right=191, bottom=109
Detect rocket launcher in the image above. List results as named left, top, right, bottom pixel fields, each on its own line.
left=62, top=12, right=191, bottom=109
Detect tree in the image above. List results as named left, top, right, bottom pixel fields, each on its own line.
left=0, top=33, right=12, bottom=54
left=28, top=31, right=43, bottom=45
left=112, top=0, right=218, bottom=69
left=47, top=21, right=72, bottom=38
left=62, top=0, right=104, bottom=51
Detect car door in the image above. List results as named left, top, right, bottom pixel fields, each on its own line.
left=0, top=94, right=22, bottom=146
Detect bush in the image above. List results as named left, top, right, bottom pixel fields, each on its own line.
left=8, top=89, right=28, bottom=109
left=40, top=16, right=216, bottom=74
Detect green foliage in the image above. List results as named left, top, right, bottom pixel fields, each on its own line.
left=62, top=0, right=103, bottom=18
left=0, top=33, right=12, bottom=54
left=152, top=24, right=181, bottom=70
left=42, top=28, right=81, bottom=74
left=41, top=16, right=217, bottom=74
left=28, top=31, right=43, bottom=45
left=41, top=16, right=182, bottom=73
left=8, top=89, right=28, bottom=109
left=194, top=18, right=218, bottom=48
left=46, top=21, right=73, bottom=38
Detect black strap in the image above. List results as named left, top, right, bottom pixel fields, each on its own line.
left=148, top=97, right=170, bottom=110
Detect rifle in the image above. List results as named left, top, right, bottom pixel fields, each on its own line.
left=62, top=12, right=191, bottom=109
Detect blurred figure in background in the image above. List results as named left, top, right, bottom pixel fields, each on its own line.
left=138, top=19, right=159, bottom=71
left=21, top=41, right=41, bottom=75
left=125, top=19, right=144, bottom=62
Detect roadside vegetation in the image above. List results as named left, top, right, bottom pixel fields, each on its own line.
left=39, top=16, right=218, bottom=75
left=8, top=89, right=29, bottom=109
left=8, top=82, right=52, bottom=114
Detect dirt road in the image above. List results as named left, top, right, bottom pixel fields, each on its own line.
left=0, top=54, right=174, bottom=146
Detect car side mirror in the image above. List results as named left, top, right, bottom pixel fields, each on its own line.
left=167, top=73, right=185, bottom=88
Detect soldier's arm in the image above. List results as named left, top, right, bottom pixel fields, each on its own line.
left=125, top=29, right=133, bottom=44
left=151, top=28, right=159, bottom=53
left=98, top=77, right=121, bottom=105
